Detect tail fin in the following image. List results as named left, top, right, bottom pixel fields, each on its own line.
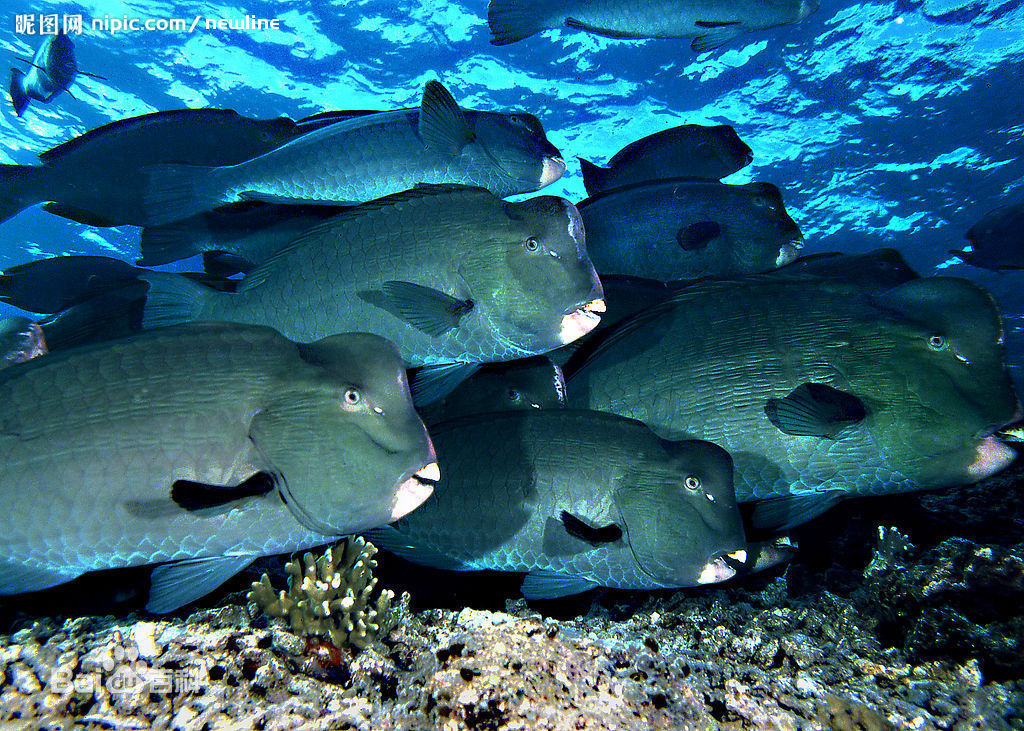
left=9, top=67, right=29, bottom=116
left=142, top=163, right=228, bottom=226
left=578, top=157, right=609, bottom=197
left=0, top=164, right=43, bottom=223
left=138, top=271, right=219, bottom=329
left=138, top=220, right=205, bottom=266
left=487, top=0, right=550, bottom=45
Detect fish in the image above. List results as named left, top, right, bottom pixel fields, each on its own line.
left=0, top=109, right=314, bottom=226
left=8, top=31, right=102, bottom=117
left=550, top=275, right=684, bottom=368
left=138, top=201, right=346, bottom=271
left=579, top=124, right=753, bottom=195
left=142, top=81, right=566, bottom=226
left=366, top=410, right=749, bottom=598
left=950, top=201, right=1024, bottom=271
left=0, top=255, right=143, bottom=313
left=139, top=185, right=605, bottom=398
left=775, top=249, right=920, bottom=291
left=0, top=322, right=438, bottom=613
left=417, top=356, right=567, bottom=425
left=0, top=255, right=240, bottom=353
left=487, top=0, right=819, bottom=51
left=552, top=249, right=919, bottom=370
left=578, top=178, right=803, bottom=281
left=0, top=317, right=47, bottom=370
left=567, top=275, right=1021, bottom=530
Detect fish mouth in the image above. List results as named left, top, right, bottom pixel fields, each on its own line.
left=558, top=299, right=605, bottom=345
left=997, top=422, right=1024, bottom=442
left=696, top=549, right=748, bottom=584
left=390, top=462, right=440, bottom=520
left=540, top=156, right=566, bottom=187
left=776, top=241, right=802, bottom=268
left=965, top=437, right=1016, bottom=481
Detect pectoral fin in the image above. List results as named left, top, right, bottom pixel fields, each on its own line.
left=764, top=382, right=867, bottom=439
left=419, top=81, right=474, bottom=155
left=408, top=361, right=480, bottom=406
left=171, top=472, right=276, bottom=513
left=381, top=280, right=474, bottom=337
left=692, top=27, right=742, bottom=52
left=749, top=492, right=845, bottom=532
left=146, top=554, right=257, bottom=613
left=559, top=511, right=622, bottom=545
left=677, top=221, right=721, bottom=251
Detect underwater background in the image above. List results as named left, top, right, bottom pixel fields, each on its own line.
left=2, top=1, right=1024, bottom=728
left=1, top=0, right=1023, bottom=395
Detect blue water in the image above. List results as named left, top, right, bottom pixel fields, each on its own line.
left=1, top=0, right=1022, bottom=384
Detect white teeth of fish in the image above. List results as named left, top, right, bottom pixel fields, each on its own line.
left=697, top=557, right=736, bottom=584
left=998, top=425, right=1024, bottom=442
left=727, top=549, right=747, bottom=563
left=584, top=298, right=607, bottom=314
left=541, top=156, right=566, bottom=186
left=391, top=470, right=436, bottom=521
left=776, top=243, right=801, bottom=267
left=415, top=462, right=441, bottom=483
left=559, top=306, right=603, bottom=344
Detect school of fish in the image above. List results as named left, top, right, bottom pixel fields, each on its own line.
left=0, top=30, right=1020, bottom=614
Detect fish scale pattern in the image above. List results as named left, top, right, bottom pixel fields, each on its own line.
left=0, top=323, right=424, bottom=595
left=569, top=279, right=932, bottom=503
left=190, top=188, right=594, bottom=366
left=220, top=110, right=533, bottom=205
left=384, top=410, right=718, bottom=591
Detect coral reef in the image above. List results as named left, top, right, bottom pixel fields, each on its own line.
left=2, top=469, right=1024, bottom=729
left=248, top=537, right=398, bottom=650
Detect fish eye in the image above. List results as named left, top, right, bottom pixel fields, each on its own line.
left=342, top=387, right=362, bottom=406
left=928, top=335, right=946, bottom=350
left=507, top=387, right=522, bottom=403
left=509, top=114, right=531, bottom=129
left=524, top=236, right=540, bottom=252
left=684, top=475, right=702, bottom=492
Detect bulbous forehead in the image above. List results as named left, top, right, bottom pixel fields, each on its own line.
left=298, top=333, right=411, bottom=402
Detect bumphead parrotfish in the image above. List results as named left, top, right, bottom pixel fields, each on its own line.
left=950, top=201, right=1024, bottom=271
left=367, top=410, right=749, bottom=598
left=567, top=275, right=1021, bottom=530
left=0, top=323, right=438, bottom=612
left=488, top=0, right=818, bottom=51
left=579, top=124, right=753, bottom=196
left=0, top=108, right=312, bottom=226
left=416, top=356, right=567, bottom=425
left=578, top=178, right=803, bottom=281
left=140, top=185, right=605, bottom=398
left=143, top=81, right=566, bottom=225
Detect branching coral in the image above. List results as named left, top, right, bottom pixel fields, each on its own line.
left=248, top=537, right=398, bottom=650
